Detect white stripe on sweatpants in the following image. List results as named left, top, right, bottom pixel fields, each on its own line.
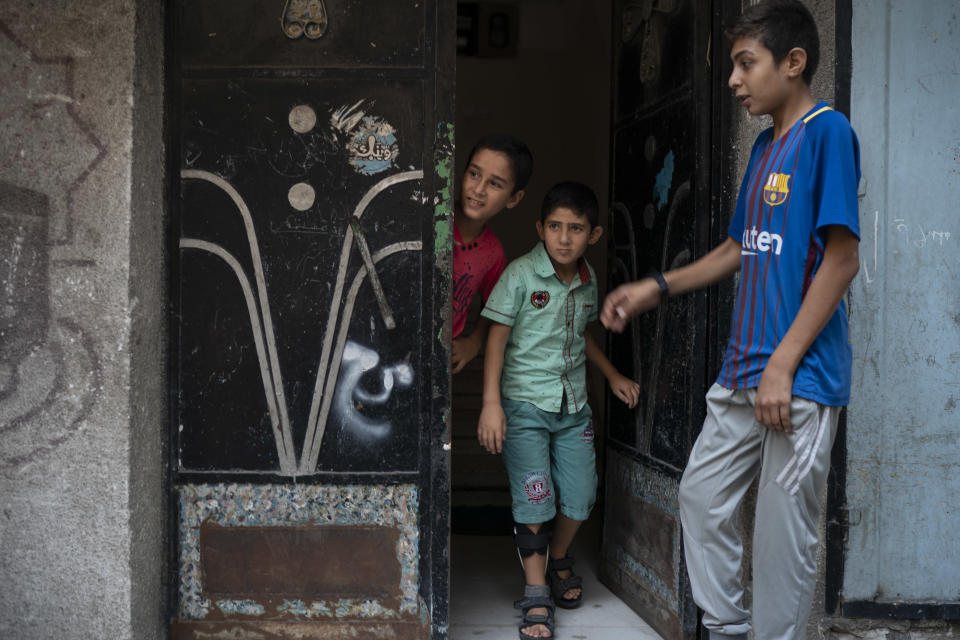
left=780, top=408, right=830, bottom=496
left=778, top=405, right=831, bottom=496
left=774, top=411, right=818, bottom=487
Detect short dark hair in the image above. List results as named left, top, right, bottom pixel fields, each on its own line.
left=727, top=0, right=820, bottom=85
left=540, top=181, right=599, bottom=229
left=466, top=133, right=534, bottom=193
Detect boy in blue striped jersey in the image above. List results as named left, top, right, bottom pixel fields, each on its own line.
left=601, top=2, right=860, bottom=639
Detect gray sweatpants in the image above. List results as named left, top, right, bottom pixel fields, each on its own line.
left=679, top=384, right=839, bottom=640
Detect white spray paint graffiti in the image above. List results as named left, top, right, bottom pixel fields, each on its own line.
left=333, top=341, right=413, bottom=440
left=179, top=169, right=424, bottom=476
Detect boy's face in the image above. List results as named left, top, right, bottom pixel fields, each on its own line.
left=728, top=37, right=795, bottom=116
left=460, top=149, right=524, bottom=225
left=536, top=207, right=602, bottom=273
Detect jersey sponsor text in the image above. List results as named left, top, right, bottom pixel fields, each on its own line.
left=741, top=227, right=783, bottom=256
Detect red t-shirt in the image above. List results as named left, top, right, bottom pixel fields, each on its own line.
left=452, top=223, right=507, bottom=338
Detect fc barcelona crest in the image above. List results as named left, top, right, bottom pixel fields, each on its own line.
left=763, top=172, right=791, bottom=206
left=530, top=291, right=550, bottom=309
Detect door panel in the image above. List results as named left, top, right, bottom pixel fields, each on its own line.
left=601, top=1, right=722, bottom=638
left=169, top=2, right=453, bottom=637
left=608, top=100, right=699, bottom=471
left=178, top=78, right=427, bottom=474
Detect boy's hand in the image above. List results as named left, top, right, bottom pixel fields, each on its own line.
left=600, top=279, right=662, bottom=333
left=755, top=355, right=795, bottom=432
left=452, top=333, right=482, bottom=374
left=477, top=403, right=507, bottom=454
left=609, top=373, right=641, bottom=408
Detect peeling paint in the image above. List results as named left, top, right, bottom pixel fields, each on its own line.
left=653, top=150, right=675, bottom=210
left=433, top=121, right=455, bottom=258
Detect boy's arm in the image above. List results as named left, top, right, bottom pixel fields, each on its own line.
left=601, top=236, right=742, bottom=332
left=452, top=316, right=491, bottom=374
left=585, top=331, right=640, bottom=408
left=756, top=226, right=860, bottom=431
left=477, top=322, right=511, bottom=454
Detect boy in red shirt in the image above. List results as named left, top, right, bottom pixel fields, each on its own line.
left=452, top=134, right=534, bottom=373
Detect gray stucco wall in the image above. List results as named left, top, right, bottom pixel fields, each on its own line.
left=0, top=1, right=165, bottom=638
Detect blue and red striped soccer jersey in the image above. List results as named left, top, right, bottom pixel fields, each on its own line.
left=717, top=102, right=861, bottom=406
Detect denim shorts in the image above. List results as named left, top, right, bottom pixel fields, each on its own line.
left=501, top=397, right=598, bottom=524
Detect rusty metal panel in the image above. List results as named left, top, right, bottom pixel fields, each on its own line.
left=179, top=0, right=427, bottom=69
left=176, top=484, right=421, bottom=623
left=200, top=524, right=401, bottom=600
left=604, top=491, right=676, bottom=585
left=601, top=448, right=686, bottom=640
left=170, top=620, right=430, bottom=640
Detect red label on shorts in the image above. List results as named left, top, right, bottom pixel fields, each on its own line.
left=522, top=471, right=552, bottom=504
left=582, top=421, right=595, bottom=442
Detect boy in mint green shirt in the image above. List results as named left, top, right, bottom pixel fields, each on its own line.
left=478, top=181, right=639, bottom=640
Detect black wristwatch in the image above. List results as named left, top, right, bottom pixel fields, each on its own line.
left=644, top=271, right=670, bottom=301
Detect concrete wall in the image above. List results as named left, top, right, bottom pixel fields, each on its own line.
left=0, top=1, right=166, bottom=638
left=820, top=1, right=960, bottom=637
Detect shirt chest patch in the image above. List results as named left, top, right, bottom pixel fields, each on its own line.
left=763, top=172, right=791, bottom=206
left=530, top=291, right=550, bottom=309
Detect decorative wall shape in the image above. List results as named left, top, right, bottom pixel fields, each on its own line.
left=0, top=22, right=105, bottom=473
left=179, top=169, right=423, bottom=475
left=282, top=0, right=329, bottom=40
left=178, top=77, right=427, bottom=476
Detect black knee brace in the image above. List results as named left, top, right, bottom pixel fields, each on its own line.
left=513, top=523, right=549, bottom=558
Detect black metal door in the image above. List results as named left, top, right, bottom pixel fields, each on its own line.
left=168, top=2, right=454, bottom=637
left=600, top=2, right=734, bottom=638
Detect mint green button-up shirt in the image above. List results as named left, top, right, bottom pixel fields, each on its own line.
left=481, top=241, right=597, bottom=413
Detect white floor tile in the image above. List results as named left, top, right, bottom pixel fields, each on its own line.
left=450, top=522, right=664, bottom=640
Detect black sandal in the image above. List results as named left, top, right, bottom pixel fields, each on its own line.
left=547, top=555, right=583, bottom=609
left=514, top=584, right=555, bottom=639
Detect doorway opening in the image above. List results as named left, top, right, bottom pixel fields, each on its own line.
left=449, top=1, right=657, bottom=637
left=449, top=0, right=728, bottom=637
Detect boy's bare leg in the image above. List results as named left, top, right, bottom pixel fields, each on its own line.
left=548, top=514, right=583, bottom=602
left=519, top=522, right=551, bottom=638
